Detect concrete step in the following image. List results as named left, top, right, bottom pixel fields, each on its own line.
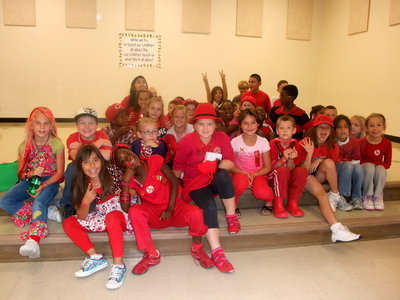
left=1, top=200, right=400, bottom=263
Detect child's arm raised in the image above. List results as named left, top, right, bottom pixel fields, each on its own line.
left=220, top=70, right=228, bottom=100
left=202, top=73, right=212, bottom=103
left=160, top=163, right=178, bottom=220
left=300, top=137, right=314, bottom=172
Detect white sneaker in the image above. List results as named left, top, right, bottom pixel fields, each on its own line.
left=327, top=192, right=339, bottom=212
left=47, top=205, right=62, bottom=223
left=331, top=223, right=361, bottom=242
left=19, top=239, right=40, bottom=259
left=350, top=197, right=363, bottom=210
left=373, top=194, right=384, bottom=211
left=106, top=264, right=127, bottom=290
left=74, top=256, right=108, bottom=278
left=337, top=195, right=353, bottom=211
left=362, top=195, right=374, bottom=210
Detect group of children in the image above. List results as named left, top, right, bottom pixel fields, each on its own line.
left=0, top=73, right=392, bottom=290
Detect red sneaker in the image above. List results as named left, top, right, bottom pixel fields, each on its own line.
left=212, top=249, right=234, bottom=273
left=132, top=250, right=161, bottom=275
left=226, top=215, right=241, bottom=234
left=191, top=245, right=214, bottom=269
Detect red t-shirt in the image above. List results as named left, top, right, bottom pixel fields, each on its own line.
left=338, top=136, right=360, bottom=162
left=359, top=136, right=392, bottom=169
left=121, top=95, right=143, bottom=126
left=242, top=90, right=271, bottom=114
left=312, top=143, right=340, bottom=163
left=128, top=155, right=170, bottom=206
left=269, top=138, right=301, bottom=168
left=173, top=131, right=234, bottom=181
left=66, top=130, right=111, bottom=160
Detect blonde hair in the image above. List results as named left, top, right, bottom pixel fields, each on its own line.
left=136, top=117, right=157, bottom=131
left=238, top=80, right=249, bottom=90
left=148, top=97, right=164, bottom=112
left=365, top=113, right=386, bottom=129
left=171, top=105, right=187, bottom=118
left=350, top=115, right=366, bottom=138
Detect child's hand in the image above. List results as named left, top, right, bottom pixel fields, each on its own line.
left=201, top=73, right=208, bottom=81
left=283, top=149, right=293, bottom=161
left=28, top=185, right=43, bottom=198
left=301, top=137, right=314, bottom=154
left=219, top=70, right=225, bottom=79
left=122, top=167, right=135, bottom=183
left=82, top=183, right=98, bottom=206
left=160, top=208, right=173, bottom=221
left=309, top=158, right=323, bottom=173
left=92, top=139, right=103, bottom=149
left=289, top=148, right=298, bottom=159
left=247, top=173, right=254, bottom=185
left=33, top=167, right=44, bottom=177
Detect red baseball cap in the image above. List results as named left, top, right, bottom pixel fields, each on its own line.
left=313, top=114, right=334, bottom=127
left=240, top=95, right=257, bottom=107
left=105, top=102, right=128, bottom=122
left=190, top=103, right=221, bottom=124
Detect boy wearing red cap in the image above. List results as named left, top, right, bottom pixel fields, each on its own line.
left=240, top=95, right=257, bottom=110
left=241, top=74, right=272, bottom=113
left=269, top=84, right=313, bottom=140
left=102, top=102, right=136, bottom=146
left=173, top=103, right=239, bottom=273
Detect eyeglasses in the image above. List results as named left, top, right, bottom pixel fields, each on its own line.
left=140, top=130, right=158, bottom=135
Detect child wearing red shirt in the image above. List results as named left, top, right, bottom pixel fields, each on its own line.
left=360, top=113, right=392, bottom=210
left=268, top=115, right=308, bottom=217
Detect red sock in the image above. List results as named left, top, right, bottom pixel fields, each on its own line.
left=192, top=242, right=203, bottom=251
left=30, top=235, right=41, bottom=244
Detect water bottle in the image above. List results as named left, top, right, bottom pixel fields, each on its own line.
left=27, top=175, right=42, bottom=195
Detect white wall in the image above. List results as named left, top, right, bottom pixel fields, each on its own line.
left=0, top=0, right=322, bottom=119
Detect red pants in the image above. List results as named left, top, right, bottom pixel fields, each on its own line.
left=232, top=173, right=273, bottom=205
left=128, top=201, right=207, bottom=251
left=63, top=211, right=127, bottom=258
left=268, top=166, right=308, bottom=201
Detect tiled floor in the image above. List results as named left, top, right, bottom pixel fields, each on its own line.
left=1, top=238, right=400, bottom=299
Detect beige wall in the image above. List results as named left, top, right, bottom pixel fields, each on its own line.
left=0, top=0, right=322, bottom=119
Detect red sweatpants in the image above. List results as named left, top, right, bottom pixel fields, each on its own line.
left=232, top=173, right=273, bottom=205
left=63, top=211, right=127, bottom=258
left=128, top=201, right=208, bottom=251
left=268, top=166, right=308, bottom=201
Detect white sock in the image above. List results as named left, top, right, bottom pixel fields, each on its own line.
left=90, top=254, right=103, bottom=260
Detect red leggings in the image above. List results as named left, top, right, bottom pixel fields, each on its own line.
left=232, top=173, right=273, bottom=205
left=63, top=211, right=127, bottom=258
left=268, top=166, right=308, bottom=201
left=128, top=201, right=208, bottom=252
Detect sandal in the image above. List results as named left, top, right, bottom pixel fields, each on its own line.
left=235, top=208, right=241, bottom=217
left=260, top=206, right=273, bottom=216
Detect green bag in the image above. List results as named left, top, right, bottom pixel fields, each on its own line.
left=0, top=161, right=18, bottom=192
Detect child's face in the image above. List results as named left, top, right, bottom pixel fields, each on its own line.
left=324, top=109, right=337, bottom=119
left=137, top=122, right=159, bottom=143
left=255, top=107, right=266, bottom=122
left=138, top=93, right=150, bottom=111
left=316, top=123, right=332, bottom=145
left=367, top=117, right=385, bottom=139
left=112, top=111, right=128, bottom=128
left=134, top=78, right=148, bottom=91
left=186, top=104, right=196, bottom=120
left=248, top=77, right=261, bottom=92
left=213, top=90, right=223, bottom=102
left=172, top=109, right=187, bottom=129
left=276, top=120, right=296, bottom=142
left=77, top=116, right=97, bottom=140
left=233, top=103, right=241, bottom=119
left=115, top=148, right=140, bottom=169
left=280, top=90, right=294, bottom=107
left=312, top=109, right=324, bottom=119
left=335, top=119, right=350, bottom=142
left=31, top=112, right=52, bottom=139
left=241, top=101, right=255, bottom=110
left=218, top=103, right=234, bottom=122
left=240, top=114, right=258, bottom=136
left=148, top=101, right=163, bottom=120
left=277, top=83, right=288, bottom=94
left=194, top=119, right=216, bottom=141
left=350, top=118, right=362, bottom=137
left=168, top=103, right=177, bottom=114
left=239, top=87, right=248, bottom=95
left=82, top=152, right=102, bottom=179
